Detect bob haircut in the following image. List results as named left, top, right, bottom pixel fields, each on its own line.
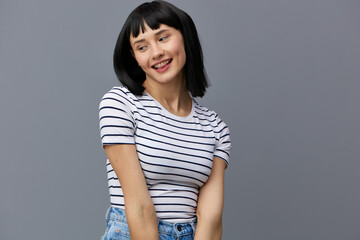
left=113, top=0, right=209, bottom=97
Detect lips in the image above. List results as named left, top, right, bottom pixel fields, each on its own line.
left=152, top=59, right=172, bottom=69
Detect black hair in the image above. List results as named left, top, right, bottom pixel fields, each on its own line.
left=113, top=0, right=209, bottom=97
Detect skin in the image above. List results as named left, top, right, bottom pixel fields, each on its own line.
left=104, top=22, right=226, bottom=240
left=104, top=144, right=159, bottom=239
left=194, top=156, right=226, bottom=240
left=130, top=23, right=191, bottom=117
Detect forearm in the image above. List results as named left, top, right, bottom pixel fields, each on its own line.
left=104, top=144, right=159, bottom=239
left=125, top=204, right=159, bottom=240
left=194, top=215, right=222, bottom=240
left=194, top=157, right=226, bottom=240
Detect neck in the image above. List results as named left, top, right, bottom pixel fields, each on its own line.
left=142, top=76, right=192, bottom=115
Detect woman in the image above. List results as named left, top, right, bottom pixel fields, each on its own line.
left=99, top=1, right=231, bottom=239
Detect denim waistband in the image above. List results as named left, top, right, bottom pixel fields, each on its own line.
left=105, top=206, right=197, bottom=237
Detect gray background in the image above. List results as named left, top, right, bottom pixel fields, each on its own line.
left=1, top=0, right=359, bottom=239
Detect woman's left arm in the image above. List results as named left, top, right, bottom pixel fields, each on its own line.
left=194, top=156, right=227, bottom=240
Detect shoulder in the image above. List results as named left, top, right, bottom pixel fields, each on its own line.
left=193, top=100, right=231, bottom=143
left=193, top=100, right=216, bottom=119
left=101, top=86, right=136, bottom=102
left=193, top=100, right=231, bottom=165
left=193, top=100, right=226, bottom=127
left=100, top=86, right=143, bottom=109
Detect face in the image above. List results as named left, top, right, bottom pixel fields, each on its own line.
left=130, top=23, right=186, bottom=86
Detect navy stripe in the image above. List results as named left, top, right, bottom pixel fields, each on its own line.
left=110, top=202, right=125, bottom=207
left=135, top=134, right=213, bottom=154
left=196, top=115, right=217, bottom=122
left=101, top=86, right=231, bottom=223
left=153, top=203, right=196, bottom=208
left=219, top=133, right=230, bottom=139
left=136, top=149, right=212, bottom=169
left=136, top=113, right=214, bottom=130
left=142, top=168, right=206, bottom=185
left=101, top=134, right=133, bottom=140
left=215, top=148, right=230, bottom=157
left=139, top=158, right=209, bottom=177
left=144, top=173, right=205, bottom=185
left=109, top=89, right=200, bottom=125
left=194, top=105, right=210, bottom=112
left=151, top=195, right=197, bottom=202
left=194, top=110, right=216, bottom=118
left=137, top=142, right=212, bottom=162
left=101, top=97, right=128, bottom=107
left=108, top=88, right=135, bottom=106
left=108, top=176, right=118, bottom=181
left=110, top=194, right=124, bottom=197
left=158, top=216, right=196, bottom=220
left=149, top=188, right=197, bottom=195
left=107, top=89, right=216, bottom=127
left=113, top=86, right=212, bottom=117
left=102, top=142, right=135, bottom=145
left=138, top=98, right=155, bottom=102
left=99, top=115, right=135, bottom=127
left=100, top=125, right=133, bottom=130
left=137, top=120, right=214, bottom=139
left=136, top=127, right=215, bottom=146
left=147, top=181, right=199, bottom=190
left=156, top=211, right=193, bottom=213
left=215, top=125, right=228, bottom=134
left=99, top=106, right=128, bottom=114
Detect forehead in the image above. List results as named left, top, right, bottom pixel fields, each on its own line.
left=130, top=23, right=173, bottom=42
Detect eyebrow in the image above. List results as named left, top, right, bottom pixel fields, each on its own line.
left=132, top=29, right=170, bottom=46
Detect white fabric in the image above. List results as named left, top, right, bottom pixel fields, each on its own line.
left=99, top=86, right=231, bottom=222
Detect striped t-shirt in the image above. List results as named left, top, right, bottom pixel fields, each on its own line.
left=99, top=86, right=231, bottom=223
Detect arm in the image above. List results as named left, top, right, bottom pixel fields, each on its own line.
left=194, top=156, right=227, bottom=240
left=104, top=144, right=159, bottom=240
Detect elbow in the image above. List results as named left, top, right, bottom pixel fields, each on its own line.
left=141, top=202, right=157, bottom=218
left=126, top=201, right=157, bottom=219
left=196, top=209, right=223, bottom=227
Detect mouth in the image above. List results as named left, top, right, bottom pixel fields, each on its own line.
left=152, top=59, right=172, bottom=69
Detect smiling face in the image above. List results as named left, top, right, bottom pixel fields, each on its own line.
left=130, top=23, right=186, bottom=87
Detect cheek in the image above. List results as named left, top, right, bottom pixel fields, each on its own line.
left=178, top=46, right=186, bottom=65
left=176, top=41, right=186, bottom=64
left=182, top=48, right=186, bottom=61
left=134, top=54, right=146, bottom=67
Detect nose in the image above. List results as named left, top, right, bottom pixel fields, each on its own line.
left=151, top=43, right=164, bottom=60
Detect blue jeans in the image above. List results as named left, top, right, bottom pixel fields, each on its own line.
left=101, top=206, right=197, bottom=240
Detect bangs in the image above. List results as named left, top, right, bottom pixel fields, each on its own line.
left=114, top=1, right=209, bottom=97
left=128, top=2, right=181, bottom=38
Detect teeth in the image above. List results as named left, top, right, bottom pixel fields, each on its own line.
left=154, top=60, right=171, bottom=69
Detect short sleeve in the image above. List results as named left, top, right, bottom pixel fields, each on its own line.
left=213, top=113, right=232, bottom=167
left=98, top=88, right=136, bottom=146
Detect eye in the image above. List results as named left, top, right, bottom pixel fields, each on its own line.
left=138, top=45, right=147, bottom=51
left=159, top=36, right=168, bottom=42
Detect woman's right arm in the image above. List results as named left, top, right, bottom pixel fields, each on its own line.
left=104, top=144, right=159, bottom=240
